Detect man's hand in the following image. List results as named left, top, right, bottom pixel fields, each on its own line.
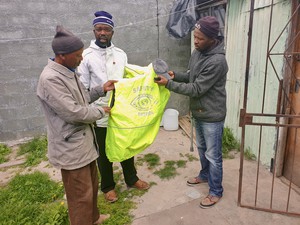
left=103, top=80, right=118, bottom=92
left=154, top=70, right=174, bottom=86
left=102, top=106, right=111, bottom=113
left=168, top=71, right=175, bottom=79
left=154, top=75, right=168, bottom=86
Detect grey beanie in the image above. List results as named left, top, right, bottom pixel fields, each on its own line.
left=51, top=25, right=84, bottom=54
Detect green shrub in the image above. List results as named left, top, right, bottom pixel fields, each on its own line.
left=222, top=127, right=240, bottom=158
left=244, top=147, right=256, bottom=161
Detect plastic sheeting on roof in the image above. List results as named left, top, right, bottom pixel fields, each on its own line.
left=166, top=0, right=216, bottom=39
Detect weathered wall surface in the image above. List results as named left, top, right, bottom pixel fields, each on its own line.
left=225, top=0, right=291, bottom=165
left=0, top=0, right=190, bottom=143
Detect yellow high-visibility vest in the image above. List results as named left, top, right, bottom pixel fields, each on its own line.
left=106, top=63, right=170, bottom=162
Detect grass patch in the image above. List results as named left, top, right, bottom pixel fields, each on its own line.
left=176, top=160, right=187, bottom=168
left=0, top=143, right=12, bottom=164
left=0, top=171, right=68, bottom=224
left=0, top=137, right=148, bottom=225
left=18, top=136, right=48, bottom=166
left=135, top=156, right=145, bottom=167
left=181, top=153, right=198, bottom=162
left=136, top=153, right=161, bottom=169
left=143, top=153, right=161, bottom=168
left=154, top=164, right=178, bottom=179
left=98, top=187, right=146, bottom=225
left=154, top=159, right=187, bottom=180
left=0, top=168, right=147, bottom=225
left=97, top=169, right=149, bottom=225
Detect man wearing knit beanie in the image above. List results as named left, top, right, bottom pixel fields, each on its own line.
left=155, top=16, right=228, bottom=209
left=78, top=11, right=150, bottom=204
left=37, top=25, right=115, bottom=224
left=52, top=25, right=84, bottom=55
left=50, top=25, right=85, bottom=69
left=195, top=16, right=220, bottom=39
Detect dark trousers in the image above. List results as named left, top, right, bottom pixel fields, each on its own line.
left=61, top=161, right=99, bottom=225
left=95, top=127, right=139, bottom=193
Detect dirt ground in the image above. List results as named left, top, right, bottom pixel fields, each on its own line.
left=130, top=128, right=300, bottom=225
left=0, top=143, right=62, bottom=186
left=1, top=127, right=300, bottom=225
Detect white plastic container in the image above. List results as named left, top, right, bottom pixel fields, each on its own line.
left=163, top=108, right=179, bottom=131
left=160, top=116, right=164, bottom=126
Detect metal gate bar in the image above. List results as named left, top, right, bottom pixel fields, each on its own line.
left=238, top=0, right=300, bottom=217
left=239, top=111, right=300, bottom=216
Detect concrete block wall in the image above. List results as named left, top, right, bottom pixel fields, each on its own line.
left=0, top=0, right=191, bottom=143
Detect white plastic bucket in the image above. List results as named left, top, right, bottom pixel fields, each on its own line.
left=163, top=109, right=179, bottom=131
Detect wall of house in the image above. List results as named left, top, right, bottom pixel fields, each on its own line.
left=225, top=0, right=291, bottom=165
left=0, top=0, right=191, bottom=143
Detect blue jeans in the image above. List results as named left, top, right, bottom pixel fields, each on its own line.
left=194, top=119, right=224, bottom=197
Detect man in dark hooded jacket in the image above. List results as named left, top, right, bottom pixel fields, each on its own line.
left=155, top=16, right=228, bottom=209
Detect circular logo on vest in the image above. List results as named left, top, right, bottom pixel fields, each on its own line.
left=131, top=94, right=155, bottom=111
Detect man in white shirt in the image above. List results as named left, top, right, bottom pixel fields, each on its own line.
left=78, top=11, right=149, bottom=203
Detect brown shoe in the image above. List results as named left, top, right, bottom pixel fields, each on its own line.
left=186, top=177, right=208, bottom=186
left=94, top=214, right=110, bottom=224
left=199, top=195, right=222, bottom=209
left=104, top=190, right=118, bottom=203
left=130, top=179, right=150, bottom=190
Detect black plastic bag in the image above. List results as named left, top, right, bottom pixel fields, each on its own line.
left=166, top=0, right=197, bottom=39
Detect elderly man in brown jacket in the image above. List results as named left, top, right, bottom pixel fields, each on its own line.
left=37, top=25, right=116, bottom=225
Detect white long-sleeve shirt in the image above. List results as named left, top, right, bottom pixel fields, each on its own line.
left=77, top=40, right=128, bottom=127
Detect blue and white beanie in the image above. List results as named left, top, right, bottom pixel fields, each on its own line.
left=93, top=11, right=114, bottom=28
